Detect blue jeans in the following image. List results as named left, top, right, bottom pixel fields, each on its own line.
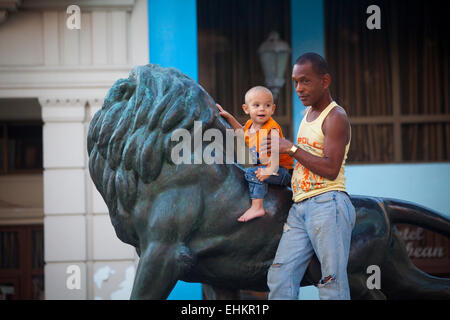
left=267, top=191, right=356, bottom=300
left=244, top=166, right=291, bottom=199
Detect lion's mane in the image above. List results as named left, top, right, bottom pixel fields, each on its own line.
left=87, top=64, right=225, bottom=245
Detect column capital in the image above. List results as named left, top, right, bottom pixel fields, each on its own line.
left=86, top=97, right=104, bottom=120
left=39, top=97, right=86, bottom=107
left=86, top=97, right=104, bottom=109
left=39, top=97, right=87, bottom=122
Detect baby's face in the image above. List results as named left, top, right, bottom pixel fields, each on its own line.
left=243, top=90, right=275, bottom=126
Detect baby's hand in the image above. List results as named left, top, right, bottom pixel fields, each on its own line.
left=255, top=168, right=271, bottom=182
left=216, top=104, right=231, bottom=119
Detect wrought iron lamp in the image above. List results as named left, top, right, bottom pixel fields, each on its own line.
left=258, top=31, right=291, bottom=101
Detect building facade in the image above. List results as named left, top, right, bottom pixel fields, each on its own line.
left=0, top=0, right=148, bottom=300
left=0, top=0, right=448, bottom=300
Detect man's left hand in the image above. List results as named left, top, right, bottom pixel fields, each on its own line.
left=261, top=134, right=294, bottom=155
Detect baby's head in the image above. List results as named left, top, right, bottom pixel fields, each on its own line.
left=242, top=86, right=276, bottom=126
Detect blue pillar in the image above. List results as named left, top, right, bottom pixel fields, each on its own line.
left=148, top=0, right=198, bottom=81
left=289, top=0, right=324, bottom=300
left=290, top=0, right=325, bottom=138
left=148, top=0, right=201, bottom=300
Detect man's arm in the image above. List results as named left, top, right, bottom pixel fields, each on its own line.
left=262, top=107, right=350, bottom=181
left=216, top=104, right=243, bottom=131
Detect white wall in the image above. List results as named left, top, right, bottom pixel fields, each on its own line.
left=0, top=0, right=149, bottom=300
left=346, top=163, right=450, bottom=217
left=0, top=0, right=149, bottom=99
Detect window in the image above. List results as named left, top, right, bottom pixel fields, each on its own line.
left=0, top=122, right=43, bottom=174
left=197, top=0, right=293, bottom=141
left=325, top=0, right=450, bottom=163
left=0, top=225, right=44, bottom=299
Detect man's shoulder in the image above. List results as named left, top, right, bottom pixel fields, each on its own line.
left=323, top=104, right=350, bottom=136
left=327, top=104, right=349, bottom=123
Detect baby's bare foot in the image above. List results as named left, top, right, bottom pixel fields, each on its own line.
left=237, top=207, right=265, bottom=222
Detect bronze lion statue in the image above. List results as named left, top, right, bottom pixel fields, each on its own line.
left=87, top=64, right=450, bottom=299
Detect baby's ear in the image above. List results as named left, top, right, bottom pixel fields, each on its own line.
left=271, top=104, right=276, bottom=113
left=242, top=104, right=249, bottom=114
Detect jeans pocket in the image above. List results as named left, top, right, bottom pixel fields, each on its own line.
left=312, top=192, right=335, bottom=204
left=244, top=171, right=253, bottom=182
left=346, top=199, right=356, bottom=228
left=245, top=169, right=262, bottom=184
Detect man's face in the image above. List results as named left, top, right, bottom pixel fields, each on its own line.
left=292, top=62, right=328, bottom=107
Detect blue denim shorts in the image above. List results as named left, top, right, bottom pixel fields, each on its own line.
left=244, top=166, right=291, bottom=199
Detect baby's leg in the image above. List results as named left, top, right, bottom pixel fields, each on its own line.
left=238, top=167, right=268, bottom=222
left=238, top=198, right=266, bottom=222
left=264, top=167, right=292, bottom=187
left=238, top=167, right=291, bottom=222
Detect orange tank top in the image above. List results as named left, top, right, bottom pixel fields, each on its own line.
left=243, top=117, right=294, bottom=170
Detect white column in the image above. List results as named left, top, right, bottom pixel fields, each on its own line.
left=43, top=11, right=59, bottom=66
left=91, top=11, right=108, bottom=65
left=40, top=97, right=137, bottom=300
left=85, top=99, right=138, bottom=301
left=130, top=0, right=149, bottom=65
left=40, top=97, right=88, bottom=300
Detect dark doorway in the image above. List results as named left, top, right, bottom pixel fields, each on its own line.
left=0, top=225, right=44, bottom=299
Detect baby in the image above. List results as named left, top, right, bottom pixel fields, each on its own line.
left=216, top=86, right=293, bottom=222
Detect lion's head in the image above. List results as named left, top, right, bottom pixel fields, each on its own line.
left=87, top=64, right=234, bottom=246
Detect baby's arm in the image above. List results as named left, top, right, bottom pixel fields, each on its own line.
left=216, top=104, right=243, bottom=131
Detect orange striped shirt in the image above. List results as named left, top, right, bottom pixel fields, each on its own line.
left=243, top=117, right=294, bottom=170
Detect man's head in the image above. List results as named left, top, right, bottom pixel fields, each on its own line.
left=242, top=86, right=276, bottom=126
left=292, top=52, right=331, bottom=107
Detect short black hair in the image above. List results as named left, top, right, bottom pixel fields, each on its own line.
left=295, top=52, right=329, bottom=76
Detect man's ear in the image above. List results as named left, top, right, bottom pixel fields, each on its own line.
left=323, top=73, right=331, bottom=90
left=242, top=104, right=249, bottom=114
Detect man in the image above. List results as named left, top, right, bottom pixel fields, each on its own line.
left=263, top=52, right=356, bottom=300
